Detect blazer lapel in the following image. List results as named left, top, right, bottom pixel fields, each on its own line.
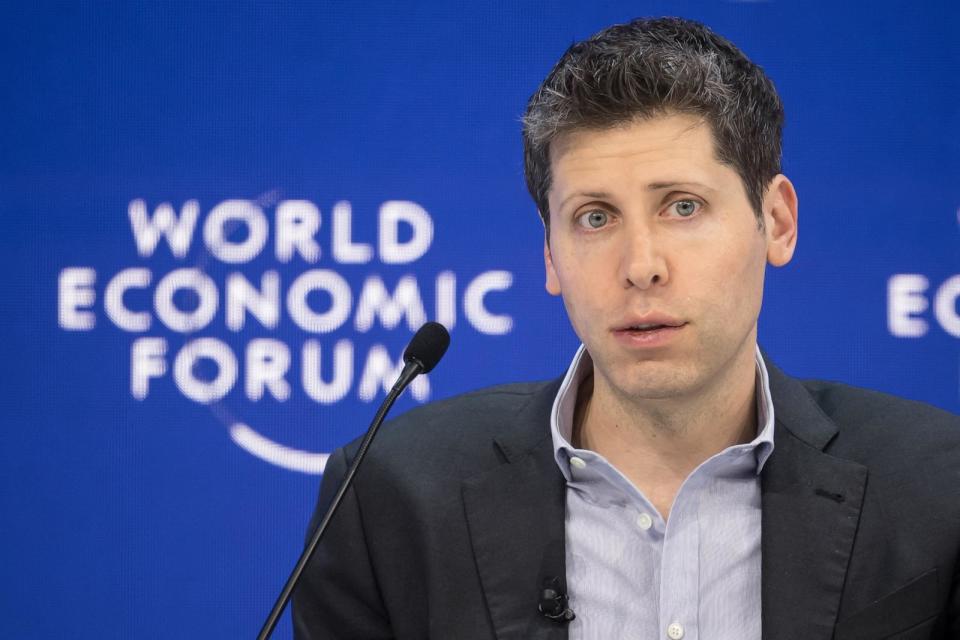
left=761, top=363, right=868, bottom=640
left=462, top=383, right=569, bottom=640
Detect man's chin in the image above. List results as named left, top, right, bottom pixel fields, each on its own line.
left=613, top=382, right=697, bottom=402
left=604, top=365, right=703, bottom=403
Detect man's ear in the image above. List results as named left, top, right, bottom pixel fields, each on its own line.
left=544, top=237, right=562, bottom=296
left=764, top=174, right=799, bottom=267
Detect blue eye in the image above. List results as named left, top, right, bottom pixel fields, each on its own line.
left=578, top=210, right=609, bottom=228
left=671, top=200, right=700, bottom=217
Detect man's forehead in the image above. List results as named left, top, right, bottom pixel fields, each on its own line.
left=546, top=115, right=732, bottom=201
left=549, top=113, right=713, bottom=163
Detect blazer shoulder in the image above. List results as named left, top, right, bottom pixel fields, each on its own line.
left=339, top=378, right=562, bottom=481
left=798, top=378, right=960, bottom=482
left=386, top=379, right=560, bottom=439
left=801, top=378, right=960, bottom=437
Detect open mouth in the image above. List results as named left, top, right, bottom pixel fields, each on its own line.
left=620, top=322, right=684, bottom=332
left=613, top=322, right=686, bottom=344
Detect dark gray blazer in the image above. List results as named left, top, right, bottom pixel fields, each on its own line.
left=293, top=362, right=960, bottom=639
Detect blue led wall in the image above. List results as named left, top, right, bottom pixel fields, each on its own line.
left=2, top=2, right=958, bottom=637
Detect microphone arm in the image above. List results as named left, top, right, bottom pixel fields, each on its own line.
left=256, top=359, right=424, bottom=640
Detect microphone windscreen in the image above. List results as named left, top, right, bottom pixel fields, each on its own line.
left=403, top=322, right=450, bottom=373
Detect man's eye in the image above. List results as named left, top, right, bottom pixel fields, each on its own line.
left=578, top=210, right=609, bottom=229
left=669, top=199, right=700, bottom=217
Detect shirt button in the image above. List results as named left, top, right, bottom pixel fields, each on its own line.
left=636, top=512, right=653, bottom=530
left=569, top=456, right=586, bottom=470
left=667, top=622, right=684, bottom=639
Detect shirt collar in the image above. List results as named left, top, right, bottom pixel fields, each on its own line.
left=550, top=344, right=776, bottom=481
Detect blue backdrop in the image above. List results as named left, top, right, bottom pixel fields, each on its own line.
left=3, top=1, right=958, bottom=637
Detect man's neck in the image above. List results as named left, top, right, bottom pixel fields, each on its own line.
left=572, top=344, right=759, bottom=516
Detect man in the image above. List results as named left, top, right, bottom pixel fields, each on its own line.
left=293, top=17, right=960, bottom=639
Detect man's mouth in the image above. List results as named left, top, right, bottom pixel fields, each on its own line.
left=616, top=320, right=686, bottom=332
left=624, top=323, right=675, bottom=331
left=612, top=318, right=687, bottom=344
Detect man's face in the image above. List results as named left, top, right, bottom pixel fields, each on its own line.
left=544, top=113, right=797, bottom=404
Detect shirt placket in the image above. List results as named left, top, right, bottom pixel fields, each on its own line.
left=659, top=474, right=701, bottom=640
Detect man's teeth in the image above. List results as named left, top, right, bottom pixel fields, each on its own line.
left=630, top=324, right=663, bottom=330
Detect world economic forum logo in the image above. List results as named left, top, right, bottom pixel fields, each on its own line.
left=886, top=207, right=960, bottom=339
left=57, top=195, right=514, bottom=473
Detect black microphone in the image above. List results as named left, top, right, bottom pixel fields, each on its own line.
left=536, top=540, right=575, bottom=624
left=403, top=320, right=449, bottom=373
left=256, top=322, right=451, bottom=640
left=538, top=577, right=575, bottom=623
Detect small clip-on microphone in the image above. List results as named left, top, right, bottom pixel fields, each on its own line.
left=538, top=577, right=575, bottom=623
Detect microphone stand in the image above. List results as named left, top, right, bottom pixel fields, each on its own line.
left=256, top=360, right=423, bottom=640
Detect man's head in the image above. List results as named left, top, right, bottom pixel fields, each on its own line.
left=523, top=17, right=784, bottom=235
left=525, top=17, right=798, bottom=407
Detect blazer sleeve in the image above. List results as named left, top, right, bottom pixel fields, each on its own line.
left=292, top=446, right=394, bottom=639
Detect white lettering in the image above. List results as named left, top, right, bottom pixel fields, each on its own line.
left=275, top=200, right=320, bottom=263
left=173, top=337, right=238, bottom=403
left=226, top=271, right=280, bottom=331
left=464, top=270, right=513, bottom=335
left=379, top=200, right=433, bottom=264
left=130, top=337, right=167, bottom=400
left=887, top=274, right=929, bottom=337
left=203, top=199, right=269, bottom=264
left=302, top=339, right=353, bottom=404
left=332, top=201, right=373, bottom=263
left=358, top=344, right=428, bottom=402
left=933, top=275, right=960, bottom=338
left=58, top=267, right=97, bottom=330
left=105, top=268, right=152, bottom=332
left=435, top=270, right=456, bottom=330
left=245, top=338, right=291, bottom=401
left=155, top=268, right=219, bottom=333
left=286, top=269, right=352, bottom=333
left=354, top=275, right=427, bottom=332
left=128, top=199, right=199, bottom=258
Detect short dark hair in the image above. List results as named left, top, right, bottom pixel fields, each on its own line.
left=522, top=17, right=784, bottom=234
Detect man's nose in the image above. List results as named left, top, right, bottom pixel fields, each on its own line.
left=619, top=228, right=668, bottom=290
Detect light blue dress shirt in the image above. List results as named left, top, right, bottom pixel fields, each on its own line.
left=550, top=345, right=776, bottom=640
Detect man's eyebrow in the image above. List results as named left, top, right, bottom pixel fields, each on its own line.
left=646, top=181, right=714, bottom=192
left=558, top=183, right=715, bottom=209
left=558, top=191, right=613, bottom=211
